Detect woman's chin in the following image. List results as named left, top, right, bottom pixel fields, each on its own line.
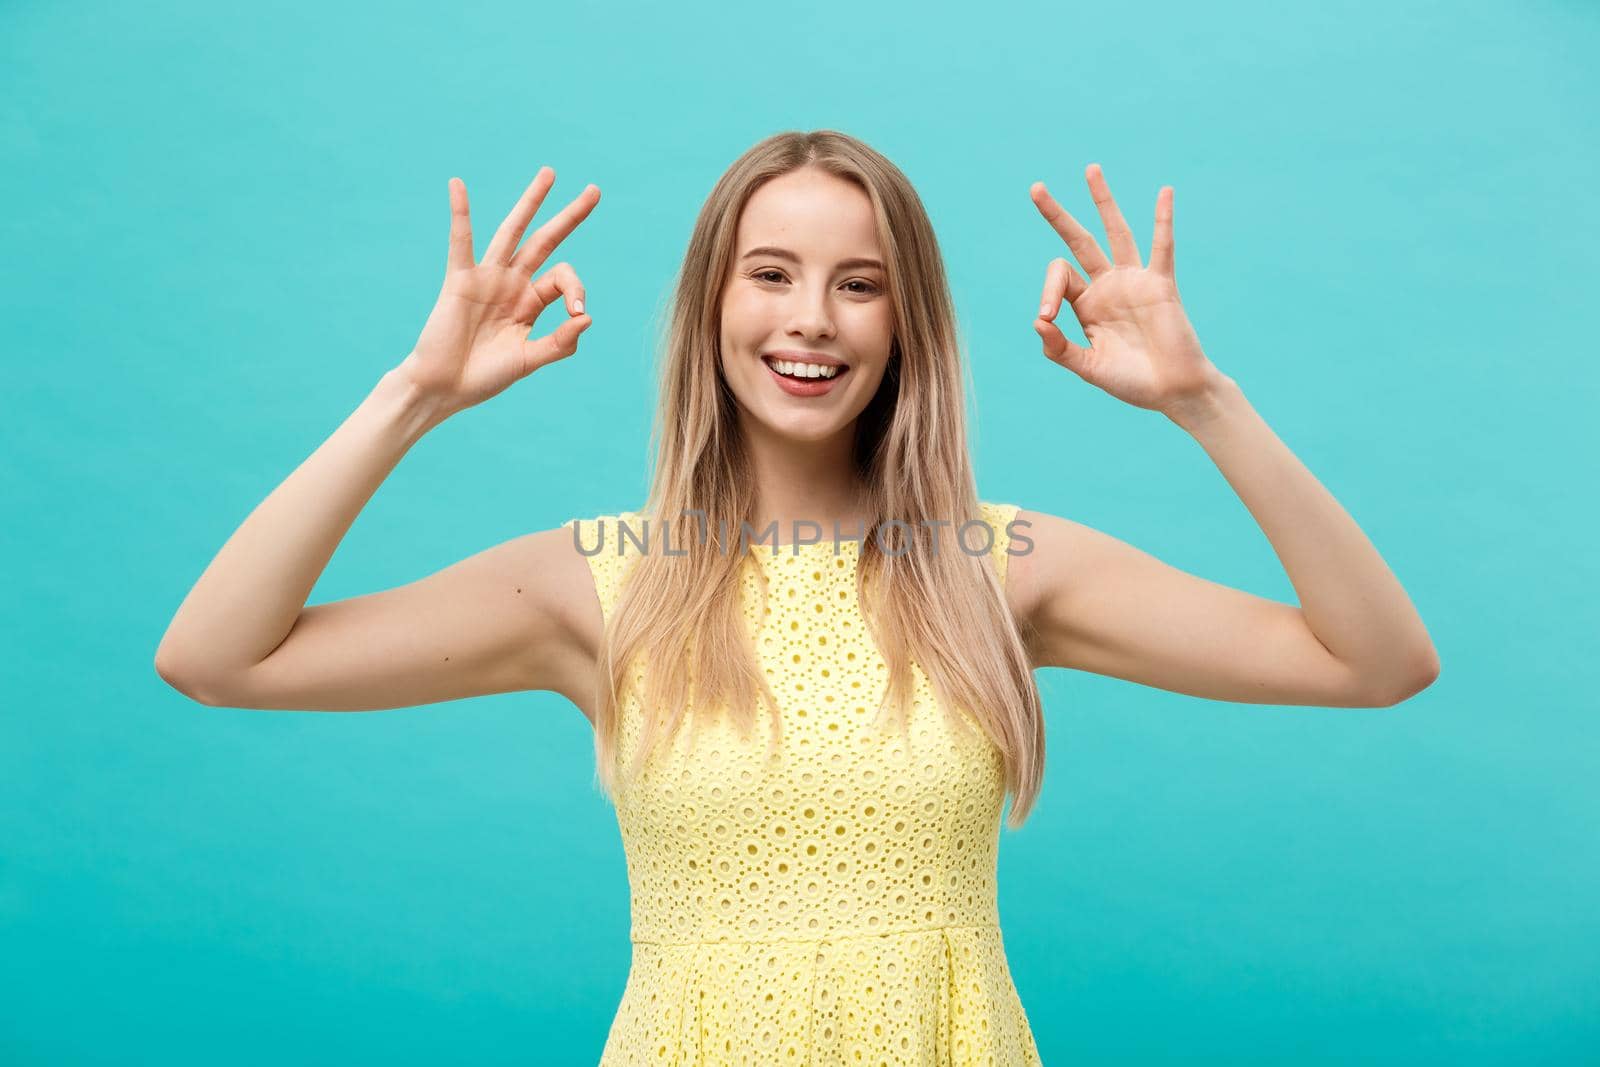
left=747, top=406, right=852, bottom=444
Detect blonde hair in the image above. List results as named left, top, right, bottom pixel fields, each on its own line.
left=589, top=129, right=1046, bottom=828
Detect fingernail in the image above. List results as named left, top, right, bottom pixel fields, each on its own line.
left=1039, top=304, right=1051, bottom=317
left=573, top=299, right=584, bottom=314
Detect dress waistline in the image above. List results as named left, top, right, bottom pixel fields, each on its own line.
left=630, top=920, right=1000, bottom=948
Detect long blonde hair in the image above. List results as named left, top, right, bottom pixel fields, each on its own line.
left=589, top=129, right=1046, bottom=828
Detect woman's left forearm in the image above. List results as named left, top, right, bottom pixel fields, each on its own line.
left=1165, top=373, right=1440, bottom=697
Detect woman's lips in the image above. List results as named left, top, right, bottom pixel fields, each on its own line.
left=763, top=357, right=849, bottom=397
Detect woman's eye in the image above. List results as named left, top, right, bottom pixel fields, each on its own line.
left=752, top=270, right=879, bottom=296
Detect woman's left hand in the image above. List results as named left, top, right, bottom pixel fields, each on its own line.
left=1030, top=164, right=1228, bottom=420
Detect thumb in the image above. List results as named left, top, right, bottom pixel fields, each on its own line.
left=515, top=313, right=593, bottom=379
left=1035, top=317, right=1091, bottom=376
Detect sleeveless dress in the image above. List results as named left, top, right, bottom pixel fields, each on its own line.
left=564, top=501, right=1043, bottom=1066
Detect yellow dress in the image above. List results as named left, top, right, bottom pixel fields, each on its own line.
left=565, top=501, right=1043, bottom=1066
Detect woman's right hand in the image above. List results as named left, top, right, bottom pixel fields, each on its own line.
left=397, top=167, right=600, bottom=422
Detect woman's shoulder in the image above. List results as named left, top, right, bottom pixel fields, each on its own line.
left=561, top=509, right=649, bottom=549
left=558, top=508, right=654, bottom=620
left=989, top=502, right=1106, bottom=638
left=976, top=500, right=1026, bottom=570
left=977, top=500, right=1022, bottom=533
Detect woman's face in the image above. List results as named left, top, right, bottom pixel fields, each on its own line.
left=718, top=167, right=895, bottom=445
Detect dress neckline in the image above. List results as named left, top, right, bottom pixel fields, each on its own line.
left=743, top=537, right=864, bottom=561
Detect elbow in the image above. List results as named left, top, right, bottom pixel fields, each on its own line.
left=153, top=648, right=223, bottom=707
left=1370, top=646, right=1441, bottom=707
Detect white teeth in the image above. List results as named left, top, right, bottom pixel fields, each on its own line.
left=770, top=359, right=840, bottom=379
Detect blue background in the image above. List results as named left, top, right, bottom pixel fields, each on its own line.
left=4, top=0, right=1596, bottom=1062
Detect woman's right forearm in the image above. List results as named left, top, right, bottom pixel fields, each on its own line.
left=154, top=360, right=452, bottom=693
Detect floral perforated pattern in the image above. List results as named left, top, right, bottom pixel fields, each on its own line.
left=563, top=502, right=1042, bottom=1065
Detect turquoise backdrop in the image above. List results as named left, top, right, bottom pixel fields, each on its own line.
left=3, top=0, right=1595, bottom=1062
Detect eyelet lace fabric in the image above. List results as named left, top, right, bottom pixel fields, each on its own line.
left=564, top=502, right=1042, bottom=1066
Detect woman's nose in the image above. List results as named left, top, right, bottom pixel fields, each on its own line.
left=785, top=286, right=836, bottom=338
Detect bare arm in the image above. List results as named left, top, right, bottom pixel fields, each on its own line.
left=154, top=369, right=443, bottom=700
left=1011, top=496, right=1435, bottom=709
left=1018, top=164, right=1438, bottom=706
left=162, top=519, right=601, bottom=715
left=155, top=167, right=603, bottom=713
left=154, top=373, right=600, bottom=714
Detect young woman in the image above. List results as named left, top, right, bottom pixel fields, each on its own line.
left=155, top=130, right=1439, bottom=1064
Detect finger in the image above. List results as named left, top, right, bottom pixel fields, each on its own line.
left=1038, top=257, right=1088, bottom=321
left=519, top=313, right=593, bottom=376
left=1034, top=317, right=1092, bottom=376
left=513, top=261, right=586, bottom=324
left=1029, top=181, right=1112, bottom=278
left=1085, top=163, right=1141, bottom=268
left=1149, top=185, right=1175, bottom=277
left=511, top=183, right=601, bottom=276
left=484, top=167, right=557, bottom=266
left=446, top=177, right=474, bottom=272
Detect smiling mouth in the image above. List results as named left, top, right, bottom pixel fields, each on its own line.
left=761, top=355, right=851, bottom=381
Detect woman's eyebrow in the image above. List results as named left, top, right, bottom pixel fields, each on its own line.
left=740, top=246, right=885, bottom=271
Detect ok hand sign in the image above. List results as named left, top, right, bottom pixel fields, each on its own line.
left=1031, top=165, right=1225, bottom=419
left=399, top=167, right=600, bottom=424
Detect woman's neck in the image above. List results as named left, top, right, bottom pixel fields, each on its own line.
left=743, top=423, right=870, bottom=548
